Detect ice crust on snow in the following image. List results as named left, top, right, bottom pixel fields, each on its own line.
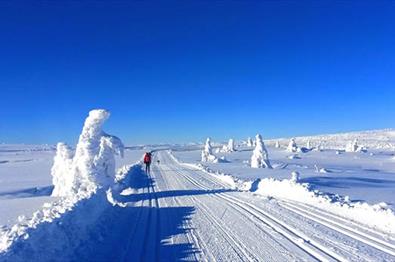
left=251, top=134, right=272, bottom=168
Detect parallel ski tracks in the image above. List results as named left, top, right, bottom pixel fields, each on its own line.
left=161, top=151, right=395, bottom=261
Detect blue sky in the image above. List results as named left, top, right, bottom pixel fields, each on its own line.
left=1, top=1, right=394, bottom=145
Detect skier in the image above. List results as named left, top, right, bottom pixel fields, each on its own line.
left=143, top=152, right=152, bottom=174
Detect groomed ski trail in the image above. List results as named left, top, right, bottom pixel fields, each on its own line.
left=3, top=150, right=395, bottom=261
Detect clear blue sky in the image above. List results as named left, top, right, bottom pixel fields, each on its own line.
left=1, top=1, right=394, bottom=145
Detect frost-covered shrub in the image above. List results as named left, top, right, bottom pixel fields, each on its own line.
left=287, top=138, right=298, bottom=152
left=201, top=137, right=217, bottom=162
left=51, top=109, right=124, bottom=198
left=251, top=134, right=272, bottom=168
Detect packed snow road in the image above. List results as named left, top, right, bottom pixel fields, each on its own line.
left=122, top=151, right=395, bottom=261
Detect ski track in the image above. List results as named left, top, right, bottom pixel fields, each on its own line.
left=155, top=151, right=395, bottom=261
left=3, top=150, right=395, bottom=261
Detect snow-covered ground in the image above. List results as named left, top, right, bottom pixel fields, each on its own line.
left=173, top=131, right=395, bottom=211
left=1, top=127, right=395, bottom=261
left=0, top=144, right=145, bottom=227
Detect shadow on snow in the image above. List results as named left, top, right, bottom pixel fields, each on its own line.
left=1, top=165, right=230, bottom=261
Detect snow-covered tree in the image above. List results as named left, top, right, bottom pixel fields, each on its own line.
left=51, top=143, right=74, bottom=197
left=306, top=140, right=311, bottom=149
left=51, top=109, right=124, bottom=198
left=247, top=137, right=253, bottom=147
left=346, top=139, right=359, bottom=152
left=221, top=138, right=236, bottom=153
left=275, top=141, right=280, bottom=148
left=201, top=137, right=217, bottom=162
left=290, top=171, right=300, bottom=183
left=287, top=138, right=298, bottom=152
left=251, top=134, right=272, bottom=168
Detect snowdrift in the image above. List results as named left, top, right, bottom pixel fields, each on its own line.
left=0, top=109, right=127, bottom=255
left=0, top=164, right=142, bottom=260
left=254, top=179, right=395, bottom=234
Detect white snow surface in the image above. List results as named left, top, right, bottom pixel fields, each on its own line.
left=1, top=128, right=395, bottom=261
left=0, top=109, right=131, bottom=255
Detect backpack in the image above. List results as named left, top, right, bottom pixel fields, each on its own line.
left=144, top=153, right=151, bottom=164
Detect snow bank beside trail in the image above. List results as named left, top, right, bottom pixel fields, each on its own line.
left=0, top=109, right=126, bottom=254
left=0, top=163, right=141, bottom=258
left=170, top=151, right=395, bottom=235
left=255, top=179, right=395, bottom=235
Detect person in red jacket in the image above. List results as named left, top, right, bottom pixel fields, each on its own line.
left=143, top=152, right=152, bottom=174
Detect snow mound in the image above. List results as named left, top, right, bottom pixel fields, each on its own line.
left=255, top=178, right=395, bottom=234
left=251, top=134, right=272, bottom=168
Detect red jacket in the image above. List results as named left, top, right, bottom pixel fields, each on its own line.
left=144, top=153, right=152, bottom=164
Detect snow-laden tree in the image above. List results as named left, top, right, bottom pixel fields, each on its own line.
left=275, top=141, right=280, bottom=148
left=228, top=139, right=235, bottom=152
left=287, top=138, right=298, bottom=152
left=221, top=138, right=236, bottom=153
left=51, top=143, right=74, bottom=197
left=290, top=171, right=300, bottom=183
left=247, top=137, right=253, bottom=147
left=51, top=109, right=124, bottom=198
left=306, top=140, right=311, bottom=149
left=201, top=137, right=217, bottom=162
left=251, top=134, right=272, bottom=168
left=346, top=139, right=359, bottom=152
